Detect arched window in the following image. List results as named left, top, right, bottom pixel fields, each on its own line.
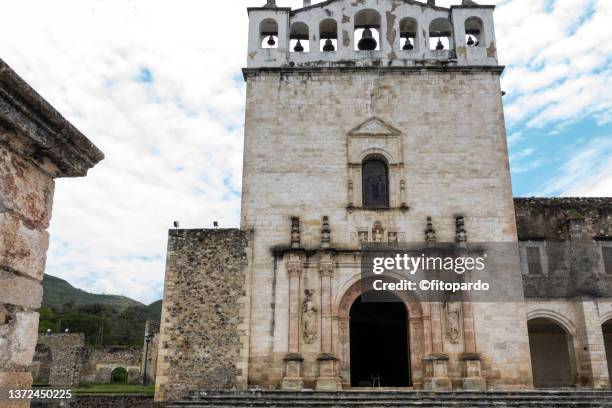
left=354, top=9, right=381, bottom=51
left=260, top=19, right=279, bottom=49
left=465, top=17, right=484, bottom=47
left=290, top=22, right=309, bottom=53
left=319, top=18, right=338, bottom=52
left=111, top=367, right=128, bottom=383
left=399, top=17, right=418, bottom=51
left=429, top=18, right=452, bottom=51
left=362, top=157, right=389, bottom=208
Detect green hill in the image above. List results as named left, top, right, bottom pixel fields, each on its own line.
left=42, top=274, right=145, bottom=311
left=40, top=274, right=162, bottom=346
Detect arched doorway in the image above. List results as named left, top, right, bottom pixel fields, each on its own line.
left=603, top=319, right=612, bottom=385
left=335, top=278, right=428, bottom=389
left=111, top=367, right=128, bottom=383
left=528, top=317, right=575, bottom=388
left=349, top=295, right=410, bottom=387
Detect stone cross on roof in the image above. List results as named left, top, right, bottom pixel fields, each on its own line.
left=264, top=0, right=277, bottom=8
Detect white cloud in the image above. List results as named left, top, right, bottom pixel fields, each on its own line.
left=536, top=137, right=612, bottom=196
left=0, top=0, right=609, bottom=302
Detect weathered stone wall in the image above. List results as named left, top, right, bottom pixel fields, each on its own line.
left=32, top=334, right=85, bottom=388
left=81, top=347, right=142, bottom=384
left=32, top=395, right=162, bottom=408
left=516, top=198, right=612, bottom=388
left=0, top=140, right=52, bottom=402
left=515, top=198, right=612, bottom=299
left=515, top=197, right=611, bottom=241
left=0, top=58, right=103, bottom=407
left=239, top=67, right=530, bottom=390
left=141, top=321, right=160, bottom=384
left=154, top=229, right=252, bottom=401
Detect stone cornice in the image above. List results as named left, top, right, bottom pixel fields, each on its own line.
left=243, top=65, right=505, bottom=80
left=0, top=58, right=104, bottom=178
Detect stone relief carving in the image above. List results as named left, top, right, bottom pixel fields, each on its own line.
left=302, top=289, right=317, bottom=344
left=445, top=302, right=462, bottom=343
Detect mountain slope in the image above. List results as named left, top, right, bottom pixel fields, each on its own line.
left=42, top=274, right=145, bottom=311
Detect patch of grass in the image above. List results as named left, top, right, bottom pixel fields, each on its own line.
left=76, top=383, right=155, bottom=395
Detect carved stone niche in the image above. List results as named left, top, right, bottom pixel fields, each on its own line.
left=346, top=117, right=405, bottom=210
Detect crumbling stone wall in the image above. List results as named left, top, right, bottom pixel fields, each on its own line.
left=81, top=347, right=142, bottom=384
left=0, top=58, right=103, bottom=407
left=33, top=334, right=85, bottom=388
left=515, top=198, right=612, bottom=299
left=516, top=198, right=612, bottom=388
left=141, top=321, right=160, bottom=384
left=154, top=229, right=251, bottom=401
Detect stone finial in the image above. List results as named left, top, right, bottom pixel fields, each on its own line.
left=291, top=217, right=301, bottom=248
left=456, top=216, right=467, bottom=243
left=303, top=0, right=312, bottom=6
left=427, top=0, right=436, bottom=6
left=425, top=217, right=437, bottom=243
left=462, top=0, right=479, bottom=6
left=321, top=216, right=331, bottom=248
left=264, top=0, right=277, bottom=8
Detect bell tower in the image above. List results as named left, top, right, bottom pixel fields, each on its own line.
left=241, top=0, right=533, bottom=391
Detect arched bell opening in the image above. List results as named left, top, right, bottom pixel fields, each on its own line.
left=354, top=9, right=381, bottom=51
left=319, top=18, right=338, bottom=52
left=527, top=317, right=576, bottom=388
left=290, top=22, right=310, bottom=53
left=465, top=17, right=484, bottom=47
left=429, top=18, right=452, bottom=51
left=399, top=17, right=418, bottom=52
left=260, top=19, right=279, bottom=49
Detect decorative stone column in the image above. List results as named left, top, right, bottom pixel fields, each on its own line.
left=461, top=298, right=485, bottom=390
left=282, top=254, right=305, bottom=389
left=424, top=302, right=451, bottom=391
left=282, top=217, right=305, bottom=390
left=316, top=249, right=341, bottom=390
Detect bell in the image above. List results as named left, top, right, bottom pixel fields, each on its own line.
left=267, top=35, right=276, bottom=47
left=436, top=38, right=444, bottom=50
left=294, top=39, right=304, bottom=52
left=467, top=35, right=475, bottom=46
left=358, top=27, right=377, bottom=51
left=323, top=39, right=335, bottom=52
left=402, top=37, right=414, bottom=51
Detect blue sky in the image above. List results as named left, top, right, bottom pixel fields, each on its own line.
left=0, top=0, right=610, bottom=303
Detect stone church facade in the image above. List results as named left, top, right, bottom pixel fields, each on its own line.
left=154, top=0, right=612, bottom=401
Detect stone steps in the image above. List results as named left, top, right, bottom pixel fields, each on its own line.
left=167, top=390, right=612, bottom=407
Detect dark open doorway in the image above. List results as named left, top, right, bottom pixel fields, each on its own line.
left=528, top=318, right=574, bottom=388
left=349, top=295, right=410, bottom=387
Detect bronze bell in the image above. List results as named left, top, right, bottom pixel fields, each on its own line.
left=436, top=38, right=444, bottom=50
left=323, top=39, right=335, bottom=52
left=294, top=39, right=304, bottom=52
left=267, top=35, right=276, bottom=47
left=358, top=27, right=377, bottom=51
left=467, top=35, right=475, bottom=46
left=403, top=37, right=414, bottom=51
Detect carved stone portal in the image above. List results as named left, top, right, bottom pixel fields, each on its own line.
left=302, top=289, right=317, bottom=344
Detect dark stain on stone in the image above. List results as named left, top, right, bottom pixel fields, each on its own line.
left=487, top=41, right=497, bottom=58
left=343, top=30, right=350, bottom=47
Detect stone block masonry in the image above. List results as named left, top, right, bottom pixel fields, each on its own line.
left=0, top=58, right=103, bottom=408
left=154, top=229, right=252, bottom=402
